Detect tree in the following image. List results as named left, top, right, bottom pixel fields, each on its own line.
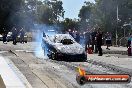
left=61, top=18, right=79, bottom=32
left=79, top=0, right=132, bottom=39
left=37, top=0, right=65, bottom=24
left=0, top=0, right=65, bottom=33
left=0, top=0, right=24, bottom=33
left=78, top=2, right=95, bottom=30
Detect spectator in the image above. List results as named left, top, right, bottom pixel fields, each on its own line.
left=3, top=29, right=7, bottom=44
left=84, top=29, right=91, bottom=51
left=72, top=30, right=77, bottom=39
left=105, top=32, right=112, bottom=50
left=91, top=28, right=98, bottom=53
left=68, top=29, right=74, bottom=38
left=75, top=31, right=80, bottom=43
left=96, top=28, right=103, bottom=56
left=12, top=27, right=17, bottom=45
left=127, top=33, right=132, bottom=48
left=20, top=28, right=25, bottom=43
left=79, top=32, right=85, bottom=46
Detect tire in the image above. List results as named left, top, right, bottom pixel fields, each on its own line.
left=83, top=57, right=87, bottom=62
left=81, top=55, right=87, bottom=62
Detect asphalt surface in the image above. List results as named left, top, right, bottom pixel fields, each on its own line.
left=0, top=42, right=132, bottom=88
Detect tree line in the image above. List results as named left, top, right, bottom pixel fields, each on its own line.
left=0, top=0, right=64, bottom=33
left=0, top=0, right=132, bottom=39
left=78, top=0, right=132, bottom=38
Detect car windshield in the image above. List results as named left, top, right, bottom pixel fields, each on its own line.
left=61, top=39, right=74, bottom=45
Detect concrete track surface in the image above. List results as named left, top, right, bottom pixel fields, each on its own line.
left=0, top=42, right=132, bottom=88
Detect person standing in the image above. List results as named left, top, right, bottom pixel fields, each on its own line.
left=96, top=29, right=103, bottom=56
left=105, top=32, right=112, bottom=50
left=85, top=29, right=91, bottom=51
left=3, top=29, right=7, bottom=44
left=68, top=29, right=74, bottom=38
left=127, top=33, right=132, bottom=48
left=20, top=28, right=25, bottom=43
left=75, top=31, right=80, bottom=43
left=12, top=27, right=17, bottom=45
left=91, top=29, right=98, bottom=53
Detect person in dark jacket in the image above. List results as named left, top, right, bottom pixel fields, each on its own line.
left=68, top=29, right=74, bottom=38
left=20, top=28, right=25, bottom=43
left=127, top=33, right=132, bottom=48
left=12, top=27, right=17, bottom=45
left=96, top=29, right=103, bottom=56
left=3, top=29, right=7, bottom=44
left=75, top=31, right=80, bottom=43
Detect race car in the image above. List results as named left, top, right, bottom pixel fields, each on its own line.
left=42, top=33, right=87, bottom=61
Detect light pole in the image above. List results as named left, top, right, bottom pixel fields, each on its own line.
left=116, top=5, right=119, bottom=46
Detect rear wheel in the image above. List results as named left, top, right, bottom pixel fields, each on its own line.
left=82, top=56, right=87, bottom=62
left=25, top=41, right=27, bottom=43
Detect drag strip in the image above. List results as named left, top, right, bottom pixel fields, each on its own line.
left=1, top=50, right=132, bottom=88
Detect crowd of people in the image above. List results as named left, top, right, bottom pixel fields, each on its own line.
left=2, top=27, right=26, bottom=45
left=67, top=28, right=112, bottom=56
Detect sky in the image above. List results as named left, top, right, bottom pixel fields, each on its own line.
left=62, top=0, right=95, bottom=19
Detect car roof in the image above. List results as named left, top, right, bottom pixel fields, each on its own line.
left=55, top=34, right=74, bottom=39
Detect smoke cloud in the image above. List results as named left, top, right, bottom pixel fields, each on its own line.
left=33, top=24, right=61, bottom=59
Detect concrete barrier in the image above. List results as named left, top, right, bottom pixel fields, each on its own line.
left=0, top=56, right=26, bottom=88
left=0, top=75, right=6, bottom=88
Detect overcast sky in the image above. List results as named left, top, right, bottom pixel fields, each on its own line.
left=62, top=0, right=95, bottom=19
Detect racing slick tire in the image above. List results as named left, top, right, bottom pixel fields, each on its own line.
left=83, top=56, right=87, bottom=62
left=25, top=41, right=27, bottom=43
